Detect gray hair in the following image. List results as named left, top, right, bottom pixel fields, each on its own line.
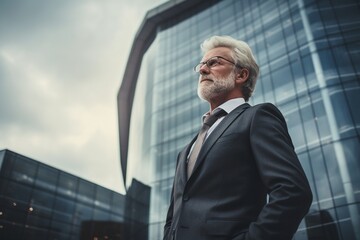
left=201, top=35, right=259, bottom=101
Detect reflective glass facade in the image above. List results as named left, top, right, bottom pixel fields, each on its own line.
left=123, top=0, right=360, bottom=239
left=0, top=149, right=150, bottom=240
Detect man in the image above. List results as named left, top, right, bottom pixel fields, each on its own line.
left=163, top=35, right=313, bottom=240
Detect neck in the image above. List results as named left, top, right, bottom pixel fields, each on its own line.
left=208, top=94, right=243, bottom=111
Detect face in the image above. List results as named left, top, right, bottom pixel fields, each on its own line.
left=197, top=47, right=237, bottom=102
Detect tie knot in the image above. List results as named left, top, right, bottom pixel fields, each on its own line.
left=203, top=108, right=227, bottom=127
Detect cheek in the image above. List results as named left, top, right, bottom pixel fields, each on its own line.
left=214, top=74, right=228, bottom=82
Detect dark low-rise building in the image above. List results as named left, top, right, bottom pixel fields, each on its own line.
left=0, top=149, right=150, bottom=240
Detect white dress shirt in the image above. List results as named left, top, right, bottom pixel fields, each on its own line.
left=204, top=98, right=246, bottom=139
left=188, top=98, right=246, bottom=158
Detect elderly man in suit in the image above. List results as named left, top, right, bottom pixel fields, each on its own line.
left=163, top=35, right=312, bottom=240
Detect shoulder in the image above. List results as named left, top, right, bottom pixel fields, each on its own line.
left=247, top=102, right=282, bottom=115
left=247, top=102, right=286, bottom=124
left=251, top=102, right=279, bottom=111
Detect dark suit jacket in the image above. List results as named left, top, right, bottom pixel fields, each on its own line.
left=163, top=103, right=313, bottom=240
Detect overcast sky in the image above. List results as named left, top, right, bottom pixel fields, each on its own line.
left=0, top=0, right=167, bottom=193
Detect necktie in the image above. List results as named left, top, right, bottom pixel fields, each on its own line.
left=187, top=108, right=227, bottom=178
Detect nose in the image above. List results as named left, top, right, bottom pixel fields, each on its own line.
left=199, top=64, right=210, bottom=75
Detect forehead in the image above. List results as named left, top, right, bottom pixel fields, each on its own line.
left=202, top=47, right=233, bottom=61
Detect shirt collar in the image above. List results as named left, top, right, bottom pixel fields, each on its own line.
left=202, top=98, right=246, bottom=120
left=215, top=98, right=246, bottom=114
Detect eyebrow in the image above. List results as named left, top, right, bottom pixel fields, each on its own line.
left=202, top=56, right=236, bottom=65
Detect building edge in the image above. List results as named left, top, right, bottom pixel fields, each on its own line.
left=117, top=0, right=221, bottom=188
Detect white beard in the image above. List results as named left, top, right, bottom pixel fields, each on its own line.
left=197, top=71, right=236, bottom=102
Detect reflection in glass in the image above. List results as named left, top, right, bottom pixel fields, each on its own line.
left=305, top=210, right=340, bottom=240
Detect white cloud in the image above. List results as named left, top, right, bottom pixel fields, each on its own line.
left=0, top=0, right=168, bottom=193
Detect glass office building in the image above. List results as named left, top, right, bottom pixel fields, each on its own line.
left=118, top=0, right=360, bottom=239
left=0, top=149, right=150, bottom=240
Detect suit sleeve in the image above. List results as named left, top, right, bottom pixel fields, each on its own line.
left=245, top=103, right=313, bottom=240
left=163, top=153, right=181, bottom=240
left=163, top=185, right=174, bottom=240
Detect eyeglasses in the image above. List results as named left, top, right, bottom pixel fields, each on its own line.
left=194, top=56, right=240, bottom=72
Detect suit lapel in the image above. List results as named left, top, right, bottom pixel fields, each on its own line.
left=189, top=103, right=250, bottom=180
left=176, top=136, right=197, bottom=188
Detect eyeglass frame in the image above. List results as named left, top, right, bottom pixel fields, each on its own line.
left=193, top=56, right=241, bottom=72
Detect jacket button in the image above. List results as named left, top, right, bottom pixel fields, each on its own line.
left=183, top=195, right=189, bottom=201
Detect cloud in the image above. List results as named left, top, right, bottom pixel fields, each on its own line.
left=0, top=0, right=168, bottom=193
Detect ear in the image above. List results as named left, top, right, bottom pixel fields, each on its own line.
left=235, top=68, right=249, bottom=84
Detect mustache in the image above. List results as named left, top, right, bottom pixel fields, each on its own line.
left=200, top=76, right=214, bottom=82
